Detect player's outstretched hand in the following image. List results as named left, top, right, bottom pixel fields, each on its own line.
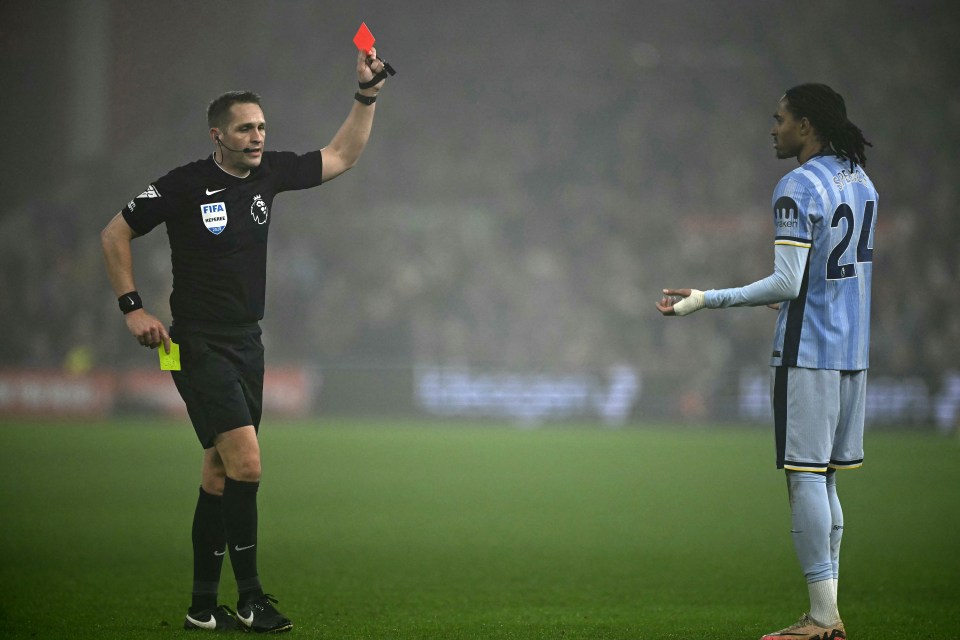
left=125, top=309, right=171, bottom=353
left=357, top=46, right=386, bottom=92
left=656, top=288, right=705, bottom=317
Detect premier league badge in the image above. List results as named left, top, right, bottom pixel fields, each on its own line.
left=251, top=194, right=269, bottom=225
left=201, top=202, right=228, bottom=235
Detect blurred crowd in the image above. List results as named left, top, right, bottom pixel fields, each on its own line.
left=1, top=1, right=957, bottom=418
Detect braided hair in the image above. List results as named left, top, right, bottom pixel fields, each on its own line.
left=783, top=83, right=872, bottom=170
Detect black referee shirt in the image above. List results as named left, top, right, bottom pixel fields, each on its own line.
left=121, top=151, right=324, bottom=323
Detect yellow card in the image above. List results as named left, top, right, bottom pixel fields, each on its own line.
left=159, top=341, right=181, bottom=371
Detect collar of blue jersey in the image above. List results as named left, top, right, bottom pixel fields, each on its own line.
left=806, top=148, right=837, bottom=162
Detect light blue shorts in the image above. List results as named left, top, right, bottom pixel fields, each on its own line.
left=771, top=366, right=866, bottom=472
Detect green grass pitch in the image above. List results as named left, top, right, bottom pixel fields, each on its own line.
left=1, top=419, right=958, bottom=638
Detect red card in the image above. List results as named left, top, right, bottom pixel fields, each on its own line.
left=353, top=22, right=375, bottom=54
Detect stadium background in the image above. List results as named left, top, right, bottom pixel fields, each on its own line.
left=1, top=0, right=958, bottom=430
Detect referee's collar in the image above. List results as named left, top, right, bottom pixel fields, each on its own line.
left=209, top=153, right=261, bottom=180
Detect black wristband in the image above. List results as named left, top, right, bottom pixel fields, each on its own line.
left=118, top=291, right=143, bottom=314
left=354, top=92, right=377, bottom=105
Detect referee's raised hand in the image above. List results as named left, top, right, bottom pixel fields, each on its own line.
left=357, top=46, right=386, bottom=92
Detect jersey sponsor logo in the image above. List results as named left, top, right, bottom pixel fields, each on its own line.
left=250, top=194, right=269, bottom=225
left=137, top=184, right=160, bottom=199
left=774, top=196, right=799, bottom=229
left=206, top=187, right=226, bottom=195
left=127, top=200, right=136, bottom=212
left=201, top=202, right=228, bottom=235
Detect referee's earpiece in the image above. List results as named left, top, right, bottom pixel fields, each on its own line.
left=213, top=133, right=228, bottom=167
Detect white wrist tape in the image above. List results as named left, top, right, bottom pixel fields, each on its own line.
left=673, top=289, right=706, bottom=316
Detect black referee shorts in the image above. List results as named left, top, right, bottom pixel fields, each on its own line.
left=170, top=320, right=264, bottom=449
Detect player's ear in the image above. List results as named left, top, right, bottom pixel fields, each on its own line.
left=209, top=128, right=221, bottom=143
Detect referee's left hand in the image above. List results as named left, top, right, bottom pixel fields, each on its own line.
left=357, top=46, right=386, bottom=93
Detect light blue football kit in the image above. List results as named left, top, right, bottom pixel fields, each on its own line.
left=706, top=152, right=876, bottom=369
left=768, top=154, right=876, bottom=372
left=700, top=152, right=877, bottom=596
left=704, top=152, right=878, bottom=471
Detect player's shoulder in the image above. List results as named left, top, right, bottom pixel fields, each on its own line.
left=775, top=155, right=840, bottom=198
left=773, top=167, right=814, bottom=200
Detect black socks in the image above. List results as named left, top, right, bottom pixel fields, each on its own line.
left=190, top=488, right=226, bottom=613
left=222, top=476, right=264, bottom=605
left=190, top=479, right=264, bottom=613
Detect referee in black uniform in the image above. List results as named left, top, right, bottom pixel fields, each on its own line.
left=101, top=47, right=388, bottom=633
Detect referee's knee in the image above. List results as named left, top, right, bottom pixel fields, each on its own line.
left=228, top=455, right=262, bottom=482
left=213, top=425, right=262, bottom=482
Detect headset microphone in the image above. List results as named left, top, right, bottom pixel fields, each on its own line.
left=215, top=135, right=256, bottom=154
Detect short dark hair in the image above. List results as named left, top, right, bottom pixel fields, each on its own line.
left=206, top=90, right=262, bottom=130
left=783, top=83, right=872, bottom=170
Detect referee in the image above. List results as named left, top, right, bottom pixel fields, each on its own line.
left=101, top=47, right=388, bottom=633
